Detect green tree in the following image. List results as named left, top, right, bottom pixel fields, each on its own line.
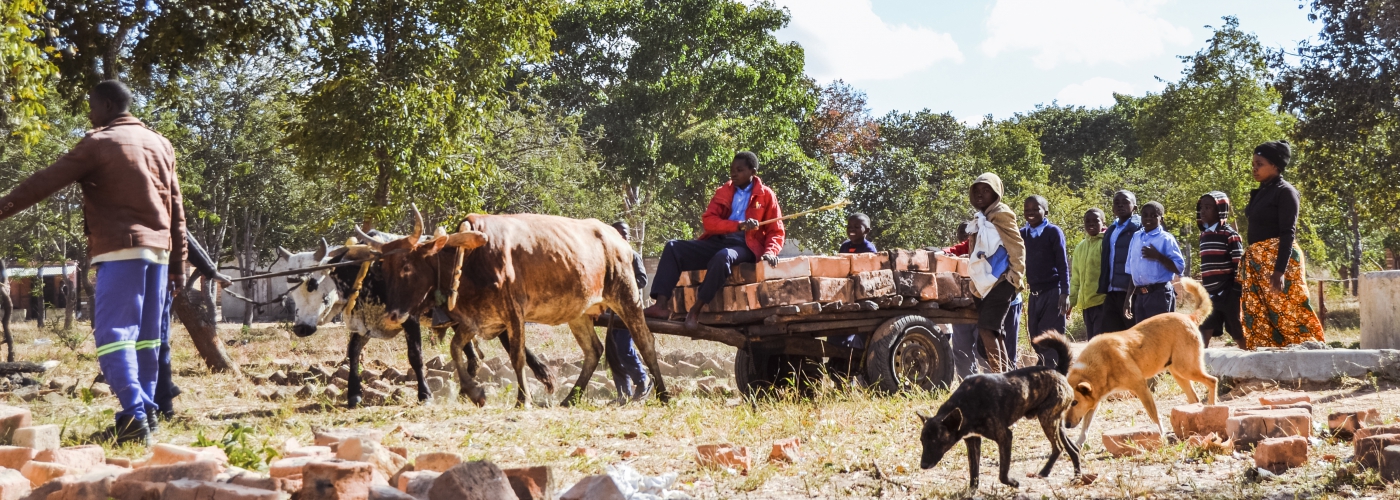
left=286, top=0, right=558, bottom=228
left=1013, top=102, right=1140, bottom=190
left=0, top=0, right=58, bottom=145
left=541, top=0, right=837, bottom=253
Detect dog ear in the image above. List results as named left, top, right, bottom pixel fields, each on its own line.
left=942, top=408, right=963, bottom=432
left=1075, top=382, right=1093, bottom=398
left=915, top=411, right=932, bottom=424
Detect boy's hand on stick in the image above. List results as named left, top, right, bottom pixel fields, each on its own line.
left=739, top=218, right=759, bottom=231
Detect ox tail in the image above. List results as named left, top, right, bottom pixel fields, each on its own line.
left=1031, top=331, right=1072, bottom=376
left=1175, top=277, right=1213, bottom=325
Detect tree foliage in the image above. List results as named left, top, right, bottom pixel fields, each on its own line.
left=0, top=0, right=58, bottom=144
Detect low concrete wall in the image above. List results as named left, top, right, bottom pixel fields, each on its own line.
left=1204, top=347, right=1400, bottom=384
left=1360, top=271, right=1400, bottom=349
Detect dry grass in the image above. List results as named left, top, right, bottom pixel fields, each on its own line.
left=8, top=312, right=1400, bottom=499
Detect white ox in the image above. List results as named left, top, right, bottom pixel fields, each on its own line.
left=278, top=244, right=343, bottom=337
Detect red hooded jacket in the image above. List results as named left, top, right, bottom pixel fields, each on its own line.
left=698, top=176, right=785, bottom=257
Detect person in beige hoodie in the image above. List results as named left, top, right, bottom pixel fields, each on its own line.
left=966, top=173, right=1026, bottom=372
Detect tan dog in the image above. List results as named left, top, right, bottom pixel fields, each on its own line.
left=1066, top=277, right=1217, bottom=447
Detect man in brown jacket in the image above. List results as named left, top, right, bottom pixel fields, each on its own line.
left=0, top=80, right=185, bottom=445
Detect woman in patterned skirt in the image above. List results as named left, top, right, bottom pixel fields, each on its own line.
left=1239, top=140, right=1324, bottom=348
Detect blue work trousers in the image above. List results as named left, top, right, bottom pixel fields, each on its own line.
left=604, top=327, right=650, bottom=398
left=94, top=260, right=168, bottom=421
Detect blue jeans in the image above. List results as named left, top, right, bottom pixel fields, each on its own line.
left=94, top=260, right=168, bottom=420
left=605, top=328, right=649, bottom=398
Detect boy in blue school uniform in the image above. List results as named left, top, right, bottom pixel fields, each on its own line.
left=1020, top=195, right=1070, bottom=370
left=1125, top=202, right=1186, bottom=324
left=839, top=213, right=877, bottom=254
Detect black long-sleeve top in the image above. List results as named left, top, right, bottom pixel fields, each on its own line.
left=631, top=251, right=648, bottom=290
left=1244, top=175, right=1300, bottom=273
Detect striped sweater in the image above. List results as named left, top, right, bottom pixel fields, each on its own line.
left=1199, top=222, right=1243, bottom=293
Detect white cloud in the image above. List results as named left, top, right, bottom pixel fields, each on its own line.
left=776, top=0, right=963, bottom=82
left=982, top=0, right=1193, bottom=69
left=1055, top=77, right=1136, bottom=107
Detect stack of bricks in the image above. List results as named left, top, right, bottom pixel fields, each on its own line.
left=671, top=249, right=972, bottom=313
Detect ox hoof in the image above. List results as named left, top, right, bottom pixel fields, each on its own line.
left=345, top=395, right=362, bottom=409
left=461, top=388, right=486, bottom=407
left=560, top=387, right=587, bottom=407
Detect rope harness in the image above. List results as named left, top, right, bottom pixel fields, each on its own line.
left=341, top=260, right=373, bottom=317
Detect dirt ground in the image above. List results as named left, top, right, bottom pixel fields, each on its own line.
left=9, top=311, right=1400, bottom=499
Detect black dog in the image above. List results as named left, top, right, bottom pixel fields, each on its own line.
left=918, top=332, right=1080, bottom=489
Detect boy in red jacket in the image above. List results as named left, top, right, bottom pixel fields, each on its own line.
left=643, top=152, right=784, bottom=329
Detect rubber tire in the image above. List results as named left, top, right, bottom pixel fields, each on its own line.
left=734, top=349, right=822, bottom=398
left=863, top=315, right=955, bottom=394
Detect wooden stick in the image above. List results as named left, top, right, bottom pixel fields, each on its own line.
left=342, top=261, right=373, bottom=317
left=757, top=199, right=850, bottom=226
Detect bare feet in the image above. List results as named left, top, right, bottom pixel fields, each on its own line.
left=642, top=301, right=671, bottom=319
left=684, top=303, right=704, bottom=330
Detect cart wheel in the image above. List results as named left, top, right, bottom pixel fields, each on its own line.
left=734, top=349, right=822, bottom=397
left=864, top=315, right=954, bottom=393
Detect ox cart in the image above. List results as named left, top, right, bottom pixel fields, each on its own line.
left=598, top=250, right=980, bottom=396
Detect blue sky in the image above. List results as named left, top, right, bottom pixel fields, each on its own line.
left=767, top=0, right=1320, bottom=120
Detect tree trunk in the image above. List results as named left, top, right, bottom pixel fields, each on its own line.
left=1350, top=205, right=1362, bottom=296
left=367, top=147, right=393, bottom=230
left=171, top=284, right=240, bottom=375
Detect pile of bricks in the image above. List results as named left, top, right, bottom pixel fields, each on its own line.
left=671, top=250, right=971, bottom=313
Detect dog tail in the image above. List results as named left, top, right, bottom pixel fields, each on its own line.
left=1175, top=277, right=1214, bottom=325
left=1031, top=331, right=1072, bottom=375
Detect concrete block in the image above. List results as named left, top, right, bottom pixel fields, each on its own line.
left=1254, top=436, right=1308, bottom=473
left=1361, top=270, right=1400, bottom=349
left=1227, top=409, right=1311, bottom=449
left=809, top=277, right=852, bottom=304
left=13, top=425, right=59, bottom=451
left=1203, top=348, right=1400, bottom=384
left=851, top=270, right=895, bottom=300
left=758, top=278, right=814, bottom=308
left=1171, top=404, right=1233, bottom=439
left=808, top=257, right=851, bottom=278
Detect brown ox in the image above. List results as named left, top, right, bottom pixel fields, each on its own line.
left=364, top=210, right=667, bottom=406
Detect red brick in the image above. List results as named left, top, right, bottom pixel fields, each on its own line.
left=0, top=406, right=31, bottom=444
left=0, top=446, right=33, bottom=470
left=727, top=264, right=757, bottom=285
left=313, top=428, right=385, bottom=448
left=695, top=443, right=751, bottom=472
left=117, top=460, right=222, bottom=483
left=39, top=468, right=123, bottom=500
left=844, top=253, right=887, bottom=274
left=809, top=277, right=852, bottom=304
left=144, top=443, right=228, bottom=467
left=105, top=457, right=131, bottom=468
left=0, top=468, right=27, bottom=500
left=35, top=445, right=105, bottom=473
left=337, top=437, right=407, bottom=477
left=889, top=250, right=930, bottom=272
left=396, top=470, right=439, bottom=498
left=808, top=257, right=851, bottom=278
left=933, top=254, right=962, bottom=274
left=851, top=270, right=895, bottom=300
left=934, top=273, right=966, bottom=303
left=709, top=284, right=759, bottom=312
left=769, top=437, right=802, bottom=463
left=285, top=445, right=333, bottom=458
left=20, top=460, right=71, bottom=487
left=1258, top=392, right=1310, bottom=406
left=755, top=257, right=811, bottom=281
left=13, top=425, right=59, bottom=451
left=1227, top=409, right=1311, bottom=450
left=163, top=479, right=280, bottom=500
left=1101, top=427, right=1163, bottom=457
left=426, top=461, right=517, bottom=500
left=228, top=473, right=301, bottom=494
left=1328, top=409, right=1382, bottom=440
left=413, top=452, right=461, bottom=473
left=558, top=475, right=623, bottom=500
left=758, top=278, right=814, bottom=308
left=1254, top=436, right=1308, bottom=473
left=269, top=456, right=323, bottom=479
left=1170, top=404, right=1233, bottom=439
left=109, top=479, right=162, bottom=500
left=1382, top=445, right=1400, bottom=482
left=1355, top=433, right=1400, bottom=470
left=955, top=258, right=970, bottom=277
left=676, top=270, right=702, bottom=287
left=502, top=466, right=553, bottom=500
left=894, top=272, right=938, bottom=301
left=300, top=459, right=373, bottom=500
left=1356, top=424, right=1400, bottom=441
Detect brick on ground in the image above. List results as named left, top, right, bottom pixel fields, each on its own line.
left=397, top=470, right=439, bottom=498
left=1327, top=408, right=1382, bottom=440
left=314, top=428, right=385, bottom=448
left=0, top=406, right=30, bottom=443
left=228, top=473, right=301, bottom=494
left=769, top=437, right=802, bottom=463
left=413, top=452, right=461, bottom=474
left=558, top=475, right=623, bottom=500
left=1356, top=424, right=1400, bottom=440
left=1258, top=392, right=1310, bottom=406
left=1227, top=408, right=1312, bottom=450
left=427, top=461, right=518, bottom=500
left=1170, top=404, right=1233, bottom=439
left=0, top=446, right=33, bottom=470
left=286, top=445, right=334, bottom=458
left=110, top=479, right=163, bottom=500
left=1254, top=436, right=1308, bottom=473
left=370, top=484, right=415, bottom=500
left=1354, top=434, right=1400, bottom=470
left=695, top=443, right=751, bottom=472
left=758, top=278, right=814, bottom=308
left=1383, top=445, right=1400, bottom=482
left=269, top=456, right=324, bottom=479
left=300, top=459, right=373, bottom=500
left=163, top=479, right=279, bottom=500
left=118, top=460, right=222, bottom=484
left=809, top=277, right=852, bottom=304
left=755, top=257, right=811, bottom=281
left=851, top=270, right=895, bottom=300
left=503, top=466, right=553, bottom=500
left=144, top=443, right=229, bottom=467
left=338, top=437, right=407, bottom=477
left=13, top=425, right=59, bottom=451
left=808, top=257, right=851, bottom=278
left=844, top=253, right=886, bottom=274
left=0, top=468, right=26, bottom=500
left=1102, top=427, right=1163, bottom=457
left=34, top=445, right=105, bottom=473
left=20, top=460, right=71, bottom=487
left=893, top=272, right=938, bottom=302
left=34, top=468, right=123, bottom=500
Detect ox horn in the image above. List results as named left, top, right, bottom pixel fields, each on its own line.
left=313, top=238, right=330, bottom=262
left=354, top=225, right=384, bottom=250
left=408, top=203, right=424, bottom=243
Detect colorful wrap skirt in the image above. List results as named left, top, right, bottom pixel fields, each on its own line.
left=1238, top=238, right=1324, bottom=349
